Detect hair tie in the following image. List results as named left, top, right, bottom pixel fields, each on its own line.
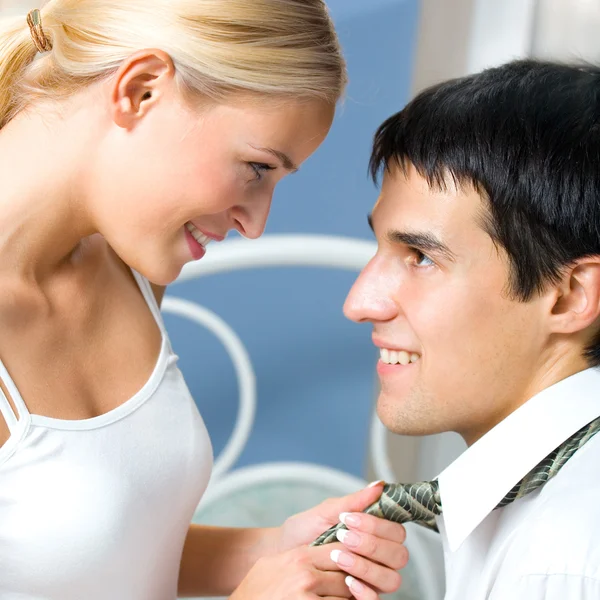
left=26, top=9, right=52, bottom=53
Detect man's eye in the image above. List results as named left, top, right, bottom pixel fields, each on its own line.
left=412, top=249, right=435, bottom=267
left=248, top=162, right=275, bottom=180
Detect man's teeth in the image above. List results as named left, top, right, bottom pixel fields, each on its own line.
left=380, top=348, right=420, bottom=365
left=185, top=222, right=212, bottom=247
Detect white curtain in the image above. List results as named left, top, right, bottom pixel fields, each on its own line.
left=531, top=0, right=600, bottom=63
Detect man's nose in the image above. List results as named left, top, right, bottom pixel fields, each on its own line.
left=343, top=259, right=399, bottom=324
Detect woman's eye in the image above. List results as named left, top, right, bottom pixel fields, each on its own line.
left=248, top=162, right=275, bottom=181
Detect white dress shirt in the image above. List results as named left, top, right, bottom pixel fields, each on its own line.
left=435, top=368, right=600, bottom=599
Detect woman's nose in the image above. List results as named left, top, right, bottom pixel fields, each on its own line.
left=231, top=195, right=273, bottom=239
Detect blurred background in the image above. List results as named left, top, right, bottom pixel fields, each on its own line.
left=2, top=0, right=599, bottom=484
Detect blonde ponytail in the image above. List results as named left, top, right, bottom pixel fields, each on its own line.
left=0, top=14, right=41, bottom=128
left=0, top=0, right=347, bottom=130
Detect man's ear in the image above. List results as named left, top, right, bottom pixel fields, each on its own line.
left=108, top=49, right=175, bottom=129
left=548, top=257, right=600, bottom=335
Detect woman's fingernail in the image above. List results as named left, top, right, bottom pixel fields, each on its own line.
left=336, top=528, right=361, bottom=548
left=331, top=549, right=355, bottom=568
left=367, top=479, right=385, bottom=488
left=345, top=575, right=365, bottom=594
left=339, top=512, right=361, bottom=527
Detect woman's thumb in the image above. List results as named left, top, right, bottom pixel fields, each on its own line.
left=324, top=480, right=385, bottom=519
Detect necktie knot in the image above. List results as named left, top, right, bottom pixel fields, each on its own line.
left=312, top=415, right=600, bottom=547
left=311, top=480, right=442, bottom=546
left=380, top=480, right=442, bottom=530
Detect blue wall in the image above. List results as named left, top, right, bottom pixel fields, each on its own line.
left=164, top=0, right=419, bottom=478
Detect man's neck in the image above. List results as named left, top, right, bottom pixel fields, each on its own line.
left=461, top=351, right=591, bottom=446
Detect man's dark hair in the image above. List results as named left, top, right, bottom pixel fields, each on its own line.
left=369, top=59, right=600, bottom=365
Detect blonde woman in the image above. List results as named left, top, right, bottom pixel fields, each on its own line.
left=0, top=1, right=407, bottom=599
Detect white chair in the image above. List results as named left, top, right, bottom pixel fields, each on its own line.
left=163, top=234, right=445, bottom=600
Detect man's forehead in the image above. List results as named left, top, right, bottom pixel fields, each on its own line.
left=374, top=166, right=485, bottom=216
left=369, top=171, right=492, bottom=250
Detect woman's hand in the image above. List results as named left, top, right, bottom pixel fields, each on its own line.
left=270, top=481, right=409, bottom=598
left=229, top=543, right=354, bottom=600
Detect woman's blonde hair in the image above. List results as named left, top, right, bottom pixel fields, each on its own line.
left=0, top=0, right=347, bottom=129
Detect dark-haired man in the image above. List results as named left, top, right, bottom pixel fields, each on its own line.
left=345, top=60, right=600, bottom=598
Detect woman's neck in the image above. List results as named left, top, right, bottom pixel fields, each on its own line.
left=0, top=101, right=98, bottom=284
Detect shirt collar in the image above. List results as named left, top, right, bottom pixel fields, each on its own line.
left=437, top=367, right=600, bottom=552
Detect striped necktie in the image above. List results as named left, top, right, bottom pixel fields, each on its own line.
left=311, top=415, right=600, bottom=545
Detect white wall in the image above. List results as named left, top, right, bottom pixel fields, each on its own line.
left=412, top=0, right=537, bottom=94
left=531, top=0, right=600, bottom=63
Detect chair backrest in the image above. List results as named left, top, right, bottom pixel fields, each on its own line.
left=192, top=461, right=443, bottom=600
left=165, top=233, right=399, bottom=482
left=165, top=234, right=446, bottom=600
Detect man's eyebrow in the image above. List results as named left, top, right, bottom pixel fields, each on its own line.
left=367, top=214, right=456, bottom=261
left=255, top=147, right=298, bottom=173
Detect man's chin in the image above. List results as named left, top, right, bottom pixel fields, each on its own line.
left=376, top=392, right=418, bottom=434
left=375, top=391, right=446, bottom=437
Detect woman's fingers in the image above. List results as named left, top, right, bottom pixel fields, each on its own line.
left=336, top=525, right=409, bottom=571
left=309, top=569, right=353, bottom=598
left=329, top=546, right=402, bottom=595
left=340, top=511, right=407, bottom=544
left=344, top=575, right=381, bottom=600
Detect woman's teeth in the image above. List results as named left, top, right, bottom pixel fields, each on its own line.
left=185, top=222, right=212, bottom=247
left=380, top=348, right=420, bottom=365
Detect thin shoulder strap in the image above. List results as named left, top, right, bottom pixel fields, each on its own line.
left=130, top=269, right=168, bottom=337
left=0, top=387, right=18, bottom=432
left=0, top=359, right=30, bottom=432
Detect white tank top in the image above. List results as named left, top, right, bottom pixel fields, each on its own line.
left=0, top=271, right=213, bottom=599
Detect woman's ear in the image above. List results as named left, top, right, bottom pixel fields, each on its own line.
left=548, top=258, right=600, bottom=335
left=109, top=49, right=175, bottom=129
